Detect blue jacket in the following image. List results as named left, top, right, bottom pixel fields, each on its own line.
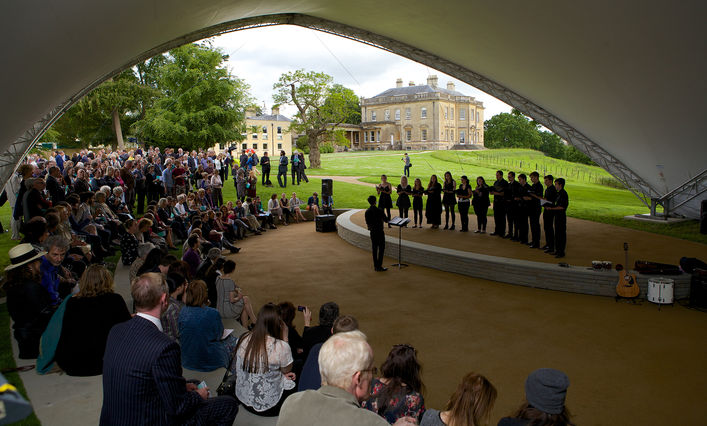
left=178, top=306, right=228, bottom=372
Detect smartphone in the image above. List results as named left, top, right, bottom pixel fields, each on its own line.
left=297, top=306, right=305, bottom=312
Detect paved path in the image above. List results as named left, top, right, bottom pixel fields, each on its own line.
left=308, top=175, right=376, bottom=187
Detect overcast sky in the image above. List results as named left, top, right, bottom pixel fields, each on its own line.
left=210, top=25, right=511, bottom=120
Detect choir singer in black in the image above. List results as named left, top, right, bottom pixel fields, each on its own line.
left=365, top=195, right=389, bottom=272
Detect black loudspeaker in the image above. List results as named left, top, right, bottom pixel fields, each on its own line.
left=322, top=179, right=333, bottom=197
left=315, top=214, right=336, bottom=232
left=700, top=200, right=707, bottom=235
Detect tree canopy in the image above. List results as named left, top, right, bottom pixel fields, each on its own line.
left=485, top=109, right=593, bottom=165
left=43, top=43, right=251, bottom=151
left=273, top=69, right=357, bottom=168
left=132, top=43, right=251, bottom=151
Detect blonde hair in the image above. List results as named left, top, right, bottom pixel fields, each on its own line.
left=76, top=265, right=114, bottom=298
left=319, top=330, right=371, bottom=389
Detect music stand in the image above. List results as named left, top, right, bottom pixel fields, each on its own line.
left=389, top=217, right=411, bottom=269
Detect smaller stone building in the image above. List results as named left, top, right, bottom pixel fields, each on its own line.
left=238, top=106, right=293, bottom=156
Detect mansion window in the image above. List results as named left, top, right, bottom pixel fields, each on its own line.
left=242, top=143, right=247, bottom=150
left=460, top=109, right=466, bottom=120
left=354, top=133, right=359, bottom=143
left=377, top=131, right=381, bottom=142
left=384, top=110, right=390, bottom=121
left=460, top=130, right=466, bottom=143
left=421, top=108, right=427, bottom=119
left=451, top=107, right=454, bottom=118
left=277, top=143, right=282, bottom=149
left=405, top=108, right=411, bottom=120
left=421, top=129, right=427, bottom=141
left=395, top=109, right=400, bottom=121
left=371, top=111, right=377, bottom=121
left=263, top=143, right=268, bottom=150
left=277, top=126, right=283, bottom=139
left=252, top=133, right=258, bottom=139
left=253, top=143, right=258, bottom=150
left=451, top=130, right=454, bottom=141
left=406, top=130, right=412, bottom=141
left=371, top=131, right=375, bottom=142
left=476, top=111, right=480, bottom=122
left=444, top=107, right=448, bottom=119
left=365, top=132, right=369, bottom=142
left=262, top=126, right=268, bottom=139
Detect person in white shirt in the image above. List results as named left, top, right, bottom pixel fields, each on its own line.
left=210, top=173, right=223, bottom=207
left=289, top=192, right=307, bottom=222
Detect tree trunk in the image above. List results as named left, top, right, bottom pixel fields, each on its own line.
left=112, top=107, right=124, bottom=149
left=307, top=132, right=321, bottom=169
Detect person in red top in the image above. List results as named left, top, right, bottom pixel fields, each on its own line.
left=172, top=163, right=187, bottom=195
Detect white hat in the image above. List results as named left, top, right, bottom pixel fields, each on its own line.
left=5, top=244, right=46, bottom=271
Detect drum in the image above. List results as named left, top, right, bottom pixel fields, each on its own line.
left=647, top=277, right=674, bottom=304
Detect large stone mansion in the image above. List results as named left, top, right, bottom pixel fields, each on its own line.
left=347, top=75, right=485, bottom=151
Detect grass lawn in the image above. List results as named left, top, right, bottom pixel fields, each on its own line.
left=313, top=149, right=706, bottom=244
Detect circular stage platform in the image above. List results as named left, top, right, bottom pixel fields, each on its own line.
left=337, top=210, right=706, bottom=298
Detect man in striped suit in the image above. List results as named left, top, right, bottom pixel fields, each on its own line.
left=100, top=273, right=238, bottom=425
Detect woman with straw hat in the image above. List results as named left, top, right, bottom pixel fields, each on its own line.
left=4, top=243, right=54, bottom=359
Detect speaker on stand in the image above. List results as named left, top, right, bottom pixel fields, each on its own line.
left=322, top=179, right=333, bottom=197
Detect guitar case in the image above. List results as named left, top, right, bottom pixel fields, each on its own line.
left=634, top=260, right=682, bottom=275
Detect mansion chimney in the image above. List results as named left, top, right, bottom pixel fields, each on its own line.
left=271, top=106, right=280, bottom=116
left=427, top=75, right=438, bottom=88
left=409, top=81, right=415, bottom=86
left=396, top=78, right=403, bottom=88
left=245, top=108, right=257, bottom=117
left=447, top=81, right=455, bottom=91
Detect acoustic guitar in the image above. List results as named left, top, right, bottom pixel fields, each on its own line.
left=616, top=242, right=639, bottom=298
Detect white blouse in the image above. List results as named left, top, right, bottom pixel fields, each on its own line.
left=235, top=334, right=294, bottom=411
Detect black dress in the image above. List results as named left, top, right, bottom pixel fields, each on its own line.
left=442, top=181, right=457, bottom=205
left=425, top=182, right=443, bottom=225
left=411, top=187, right=424, bottom=210
left=55, top=293, right=131, bottom=376
left=395, top=184, right=411, bottom=209
left=378, top=183, right=393, bottom=209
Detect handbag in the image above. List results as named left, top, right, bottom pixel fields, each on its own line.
left=408, top=163, right=412, bottom=167
left=216, top=369, right=237, bottom=397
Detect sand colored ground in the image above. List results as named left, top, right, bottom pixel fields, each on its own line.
left=349, top=210, right=707, bottom=267
left=231, top=221, right=707, bottom=426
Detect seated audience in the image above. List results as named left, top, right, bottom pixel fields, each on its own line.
left=100, top=272, right=238, bottom=425
left=120, top=219, right=140, bottom=266
left=182, top=235, right=202, bottom=278
left=41, top=236, right=76, bottom=306
left=268, top=193, right=287, bottom=225
left=278, top=330, right=416, bottom=426
left=498, top=368, right=573, bottom=426
left=420, top=372, right=497, bottom=426
left=307, top=192, right=321, bottom=216
left=216, top=260, right=256, bottom=328
left=299, top=315, right=359, bottom=392
left=289, top=192, right=307, bottom=222
left=322, top=194, right=334, bottom=215
left=234, top=303, right=295, bottom=416
left=129, top=242, right=156, bottom=284
left=302, top=301, right=339, bottom=355
left=363, top=344, right=426, bottom=423
left=54, top=265, right=131, bottom=376
left=178, top=280, right=236, bottom=372
left=5, top=244, right=53, bottom=359
left=161, top=272, right=187, bottom=342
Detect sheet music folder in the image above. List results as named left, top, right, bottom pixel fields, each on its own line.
left=389, top=217, right=411, bottom=227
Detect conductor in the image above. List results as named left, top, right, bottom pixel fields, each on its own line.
left=365, top=195, right=388, bottom=272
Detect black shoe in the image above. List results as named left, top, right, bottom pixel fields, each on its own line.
left=474, top=230, right=481, bottom=233
left=555, top=253, right=565, bottom=258
left=544, top=248, right=554, bottom=253
left=377, top=267, right=388, bottom=272
left=547, top=250, right=556, bottom=255
left=510, top=237, right=519, bottom=241
left=489, top=232, right=500, bottom=236
left=503, top=234, right=512, bottom=239
left=230, top=247, right=241, bottom=254
left=541, top=245, right=550, bottom=250
left=269, top=225, right=277, bottom=229
left=528, top=244, right=539, bottom=249
left=519, top=240, right=528, bottom=245
left=443, top=224, right=449, bottom=230
left=450, top=225, right=455, bottom=230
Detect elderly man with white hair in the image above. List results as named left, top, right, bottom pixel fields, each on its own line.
left=276, top=331, right=417, bottom=426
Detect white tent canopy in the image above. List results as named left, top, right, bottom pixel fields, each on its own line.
left=1, top=1, right=705, bottom=217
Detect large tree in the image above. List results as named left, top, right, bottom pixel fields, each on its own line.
left=46, top=68, right=156, bottom=148
left=273, top=70, right=356, bottom=168
left=484, top=109, right=542, bottom=149
left=132, top=43, right=251, bottom=151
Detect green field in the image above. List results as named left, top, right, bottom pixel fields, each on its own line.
left=314, top=149, right=705, bottom=244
